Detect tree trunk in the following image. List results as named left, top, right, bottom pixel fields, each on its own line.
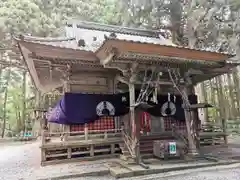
left=209, top=79, right=218, bottom=122
left=1, top=69, right=11, bottom=138
left=227, top=73, right=236, bottom=119
left=214, top=77, right=221, bottom=122
left=21, top=71, right=27, bottom=132
left=15, top=105, right=22, bottom=133
left=232, top=68, right=240, bottom=117
left=222, top=75, right=231, bottom=119
left=200, top=82, right=209, bottom=122
left=216, top=76, right=227, bottom=121
left=1, top=85, right=9, bottom=138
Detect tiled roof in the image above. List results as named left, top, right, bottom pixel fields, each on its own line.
left=66, top=20, right=167, bottom=37
left=65, top=25, right=176, bottom=52
left=17, top=21, right=176, bottom=52
left=16, top=21, right=235, bottom=57
left=16, top=35, right=81, bottom=51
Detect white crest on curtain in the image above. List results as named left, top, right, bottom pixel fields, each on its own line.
left=161, top=93, right=176, bottom=116
left=96, top=101, right=115, bottom=116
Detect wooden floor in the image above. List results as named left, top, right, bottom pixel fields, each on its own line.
left=40, top=131, right=228, bottom=165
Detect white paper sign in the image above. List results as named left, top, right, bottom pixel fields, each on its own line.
left=169, top=142, right=177, bottom=154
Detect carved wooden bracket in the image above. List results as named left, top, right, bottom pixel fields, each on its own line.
left=101, top=47, right=118, bottom=65
left=104, top=62, right=129, bottom=73
left=116, top=75, right=129, bottom=84
left=129, top=62, right=139, bottom=83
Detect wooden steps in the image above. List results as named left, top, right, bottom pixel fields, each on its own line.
left=140, top=141, right=153, bottom=154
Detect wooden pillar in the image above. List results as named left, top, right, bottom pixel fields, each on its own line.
left=34, top=90, right=41, bottom=136
left=42, top=111, right=48, bottom=137
left=182, top=85, right=198, bottom=155
left=129, top=83, right=136, bottom=157
left=41, top=111, right=48, bottom=163
left=129, top=83, right=136, bottom=141
left=129, top=81, right=141, bottom=163
left=62, top=65, right=71, bottom=141
left=191, top=86, right=200, bottom=149
left=84, top=123, right=88, bottom=140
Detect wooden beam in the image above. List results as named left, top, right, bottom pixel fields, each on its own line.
left=116, top=77, right=182, bottom=86
left=108, top=61, right=231, bottom=75
left=101, top=52, right=115, bottom=65
left=116, top=75, right=129, bottom=85
left=137, top=80, right=173, bottom=85
left=185, top=69, right=203, bottom=76
left=18, top=43, right=43, bottom=91
left=116, top=75, right=175, bottom=86
left=226, top=59, right=240, bottom=65
left=183, top=103, right=214, bottom=109
left=204, top=68, right=232, bottom=74
left=104, top=62, right=129, bottom=74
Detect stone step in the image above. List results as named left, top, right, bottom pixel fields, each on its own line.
left=105, top=161, right=133, bottom=179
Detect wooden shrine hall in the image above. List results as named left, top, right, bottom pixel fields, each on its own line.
left=15, top=21, right=239, bottom=166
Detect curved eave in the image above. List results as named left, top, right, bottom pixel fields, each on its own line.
left=17, top=42, right=38, bottom=90
left=114, top=53, right=224, bottom=68
left=17, top=40, right=98, bottom=62
left=96, top=39, right=234, bottom=64
left=17, top=41, right=62, bottom=93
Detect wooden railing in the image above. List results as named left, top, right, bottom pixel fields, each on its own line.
left=40, top=128, right=123, bottom=165
left=42, top=128, right=122, bottom=144
left=200, top=123, right=227, bottom=146
left=227, top=119, right=240, bottom=134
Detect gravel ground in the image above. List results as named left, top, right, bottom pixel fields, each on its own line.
left=0, top=141, right=41, bottom=180
left=65, top=167, right=240, bottom=180
left=0, top=136, right=240, bottom=180
left=143, top=168, right=240, bottom=180
left=159, top=168, right=240, bottom=180
left=0, top=141, right=108, bottom=180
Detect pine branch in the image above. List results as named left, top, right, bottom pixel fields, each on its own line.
left=0, top=60, right=26, bottom=70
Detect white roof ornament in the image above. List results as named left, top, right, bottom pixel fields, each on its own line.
left=226, top=56, right=240, bottom=64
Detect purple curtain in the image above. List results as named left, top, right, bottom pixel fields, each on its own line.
left=47, top=92, right=129, bottom=125
left=47, top=92, right=198, bottom=125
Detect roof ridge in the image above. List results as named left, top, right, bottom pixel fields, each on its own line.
left=15, top=34, right=76, bottom=42
left=66, top=20, right=164, bottom=38
left=16, top=39, right=93, bottom=52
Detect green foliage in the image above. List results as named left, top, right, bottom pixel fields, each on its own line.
left=0, top=0, right=121, bottom=37
left=230, top=0, right=240, bottom=11
left=0, top=68, right=32, bottom=135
